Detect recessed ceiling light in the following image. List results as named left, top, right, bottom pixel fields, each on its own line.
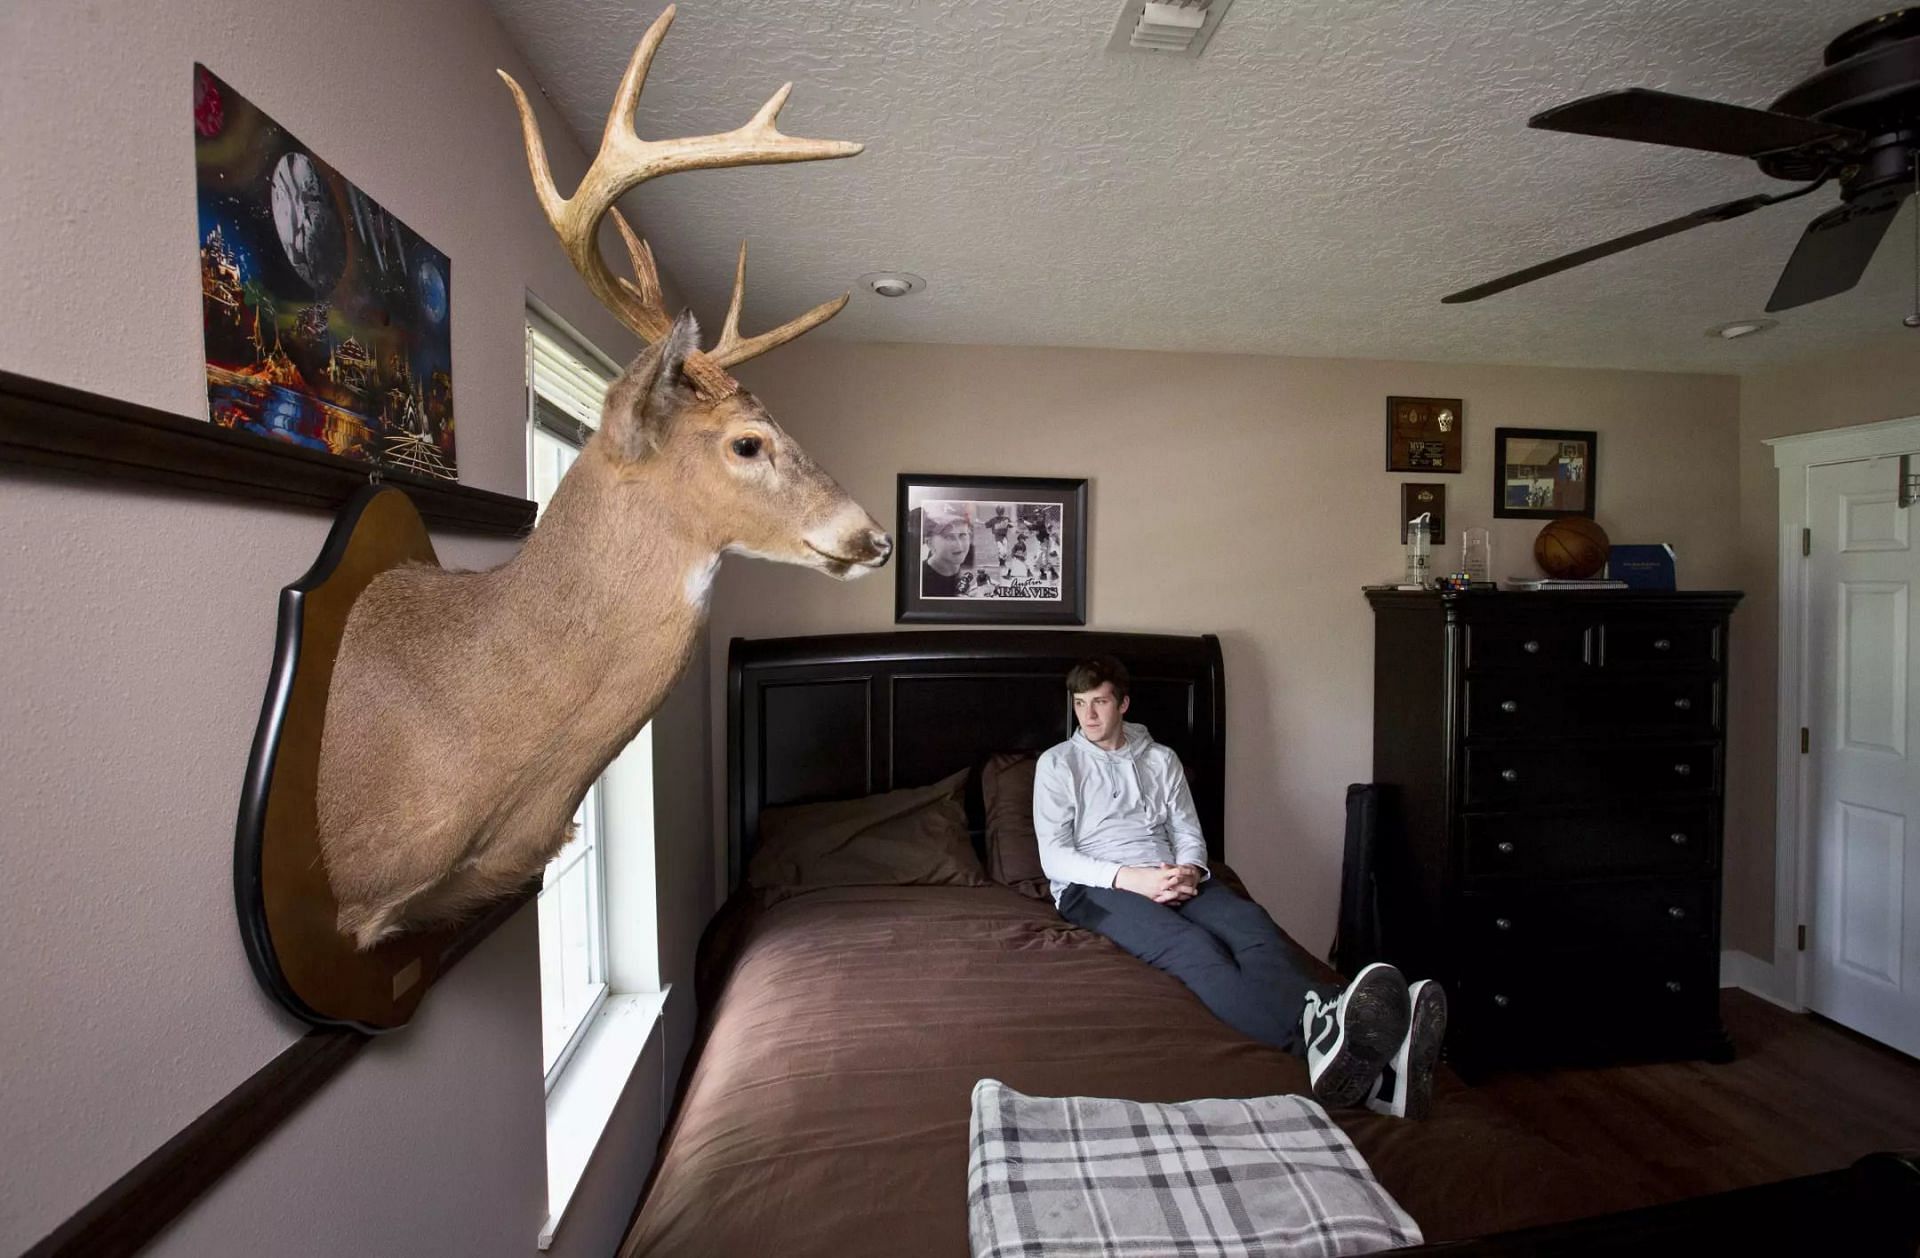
left=860, top=272, right=924, bottom=298
left=1705, top=318, right=1778, bottom=340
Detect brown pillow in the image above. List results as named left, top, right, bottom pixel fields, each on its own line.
left=981, top=752, right=1051, bottom=900
left=747, top=767, right=986, bottom=896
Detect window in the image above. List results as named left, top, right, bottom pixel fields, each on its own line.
left=526, top=314, right=618, bottom=1085
left=525, top=310, right=672, bottom=1248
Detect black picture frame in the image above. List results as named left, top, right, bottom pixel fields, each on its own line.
left=895, top=473, right=1088, bottom=625
left=1493, top=427, right=1597, bottom=520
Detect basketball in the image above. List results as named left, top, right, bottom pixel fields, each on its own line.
left=1534, top=516, right=1610, bottom=579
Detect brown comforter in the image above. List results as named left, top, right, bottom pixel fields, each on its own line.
left=623, top=883, right=1642, bottom=1256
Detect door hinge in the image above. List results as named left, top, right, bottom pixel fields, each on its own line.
left=1801, top=527, right=1811, bottom=557
left=1800, top=727, right=1810, bottom=754
left=1797, top=924, right=1807, bottom=952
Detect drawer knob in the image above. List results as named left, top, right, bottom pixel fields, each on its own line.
left=1522, top=639, right=1541, bottom=654
left=1494, top=916, right=1513, bottom=931
left=1673, top=763, right=1692, bottom=777
left=1497, top=841, right=1516, bottom=855
left=1492, top=994, right=1511, bottom=1008
left=1667, top=906, right=1687, bottom=920
left=1501, top=768, right=1519, bottom=782
left=1673, top=697, right=1692, bottom=711
left=1665, top=980, right=1683, bottom=994
left=1670, top=832, right=1689, bottom=846
left=1500, top=699, right=1519, bottom=714
left=1654, top=638, right=1672, bottom=651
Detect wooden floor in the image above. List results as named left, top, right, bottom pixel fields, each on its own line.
left=1469, top=989, right=1920, bottom=1205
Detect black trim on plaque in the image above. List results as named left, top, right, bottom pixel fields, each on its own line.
left=233, top=485, right=385, bottom=1033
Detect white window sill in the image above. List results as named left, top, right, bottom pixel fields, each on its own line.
left=539, top=988, right=670, bottom=1250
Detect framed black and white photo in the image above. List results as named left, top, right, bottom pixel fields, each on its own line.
left=1492, top=427, right=1597, bottom=519
left=895, top=474, right=1087, bottom=624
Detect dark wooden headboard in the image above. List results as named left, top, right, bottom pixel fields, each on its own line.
left=727, top=630, right=1226, bottom=887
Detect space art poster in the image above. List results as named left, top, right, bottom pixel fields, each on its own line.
left=194, top=65, right=456, bottom=479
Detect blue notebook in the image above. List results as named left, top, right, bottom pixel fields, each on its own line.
left=1609, top=543, right=1676, bottom=590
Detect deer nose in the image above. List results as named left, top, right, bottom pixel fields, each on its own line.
left=866, top=530, right=893, bottom=566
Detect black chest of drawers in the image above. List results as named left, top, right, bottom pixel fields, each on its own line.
left=1365, top=588, right=1743, bottom=1072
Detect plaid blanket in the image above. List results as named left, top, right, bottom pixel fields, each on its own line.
left=967, top=1079, right=1422, bottom=1258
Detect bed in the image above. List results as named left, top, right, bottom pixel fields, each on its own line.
left=620, top=630, right=1920, bottom=1257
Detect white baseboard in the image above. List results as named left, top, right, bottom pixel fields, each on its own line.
left=1719, top=949, right=1800, bottom=1011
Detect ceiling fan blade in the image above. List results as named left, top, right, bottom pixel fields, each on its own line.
left=1766, top=194, right=1909, bottom=311
left=1531, top=88, right=1865, bottom=158
left=1442, top=194, right=1779, bottom=304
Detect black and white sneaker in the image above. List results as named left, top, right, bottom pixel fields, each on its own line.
left=1302, top=962, right=1410, bottom=1109
left=1366, top=979, right=1448, bottom=1120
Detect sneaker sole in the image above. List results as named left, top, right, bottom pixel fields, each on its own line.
left=1314, top=965, right=1410, bottom=1108
left=1401, top=983, right=1448, bottom=1122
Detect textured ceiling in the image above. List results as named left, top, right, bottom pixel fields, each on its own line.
left=485, top=0, right=1919, bottom=373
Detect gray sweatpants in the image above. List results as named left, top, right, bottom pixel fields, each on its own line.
left=1057, top=881, right=1338, bottom=1055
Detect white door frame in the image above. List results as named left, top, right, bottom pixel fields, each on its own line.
left=1767, top=415, right=1920, bottom=1010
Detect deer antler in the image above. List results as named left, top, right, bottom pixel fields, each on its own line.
left=498, top=5, right=861, bottom=397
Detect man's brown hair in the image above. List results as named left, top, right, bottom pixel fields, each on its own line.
left=1065, top=655, right=1130, bottom=702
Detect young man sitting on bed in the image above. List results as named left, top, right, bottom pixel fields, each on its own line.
left=1034, top=655, right=1448, bottom=1120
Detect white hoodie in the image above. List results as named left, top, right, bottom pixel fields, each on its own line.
left=1031, top=721, right=1209, bottom=904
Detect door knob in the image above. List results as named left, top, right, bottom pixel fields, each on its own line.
left=1501, top=768, right=1519, bottom=782
left=1500, top=699, right=1519, bottom=714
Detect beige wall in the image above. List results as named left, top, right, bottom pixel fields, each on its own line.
left=0, top=0, right=707, bottom=1253
left=1726, top=336, right=1920, bottom=959
left=716, top=341, right=1744, bottom=951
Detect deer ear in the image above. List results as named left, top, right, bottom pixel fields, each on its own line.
left=601, top=311, right=701, bottom=460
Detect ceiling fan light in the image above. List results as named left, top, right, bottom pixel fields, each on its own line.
left=1706, top=318, right=1778, bottom=340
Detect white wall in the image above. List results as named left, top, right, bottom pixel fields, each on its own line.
left=718, top=341, right=1745, bottom=954
left=0, top=0, right=709, bottom=1252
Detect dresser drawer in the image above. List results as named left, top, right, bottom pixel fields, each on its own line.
left=1600, top=618, right=1721, bottom=669
left=1455, top=880, right=1713, bottom=956
left=1452, top=948, right=1719, bottom=1064
left=1464, top=675, right=1718, bottom=739
left=1464, top=742, right=1716, bottom=806
left=1464, top=620, right=1592, bottom=672
left=1463, top=807, right=1714, bottom=880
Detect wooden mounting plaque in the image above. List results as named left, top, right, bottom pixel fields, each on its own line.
left=235, top=486, right=471, bottom=1032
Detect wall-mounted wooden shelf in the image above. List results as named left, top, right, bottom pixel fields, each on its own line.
left=0, top=369, right=535, bottom=537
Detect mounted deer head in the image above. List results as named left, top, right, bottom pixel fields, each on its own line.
left=315, top=6, right=886, bottom=950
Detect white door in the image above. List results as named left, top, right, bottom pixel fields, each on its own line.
left=1804, top=455, right=1920, bottom=1056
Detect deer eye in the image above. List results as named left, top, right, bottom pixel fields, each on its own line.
left=730, top=435, right=764, bottom=459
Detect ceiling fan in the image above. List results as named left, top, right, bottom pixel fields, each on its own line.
left=1444, top=8, right=1920, bottom=315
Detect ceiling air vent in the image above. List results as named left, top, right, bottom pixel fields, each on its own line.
left=1107, top=0, right=1234, bottom=57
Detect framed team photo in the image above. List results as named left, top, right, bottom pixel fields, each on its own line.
left=895, top=474, right=1088, bottom=625
left=1492, top=427, right=1597, bottom=519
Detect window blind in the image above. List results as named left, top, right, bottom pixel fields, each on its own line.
left=528, top=319, right=615, bottom=438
